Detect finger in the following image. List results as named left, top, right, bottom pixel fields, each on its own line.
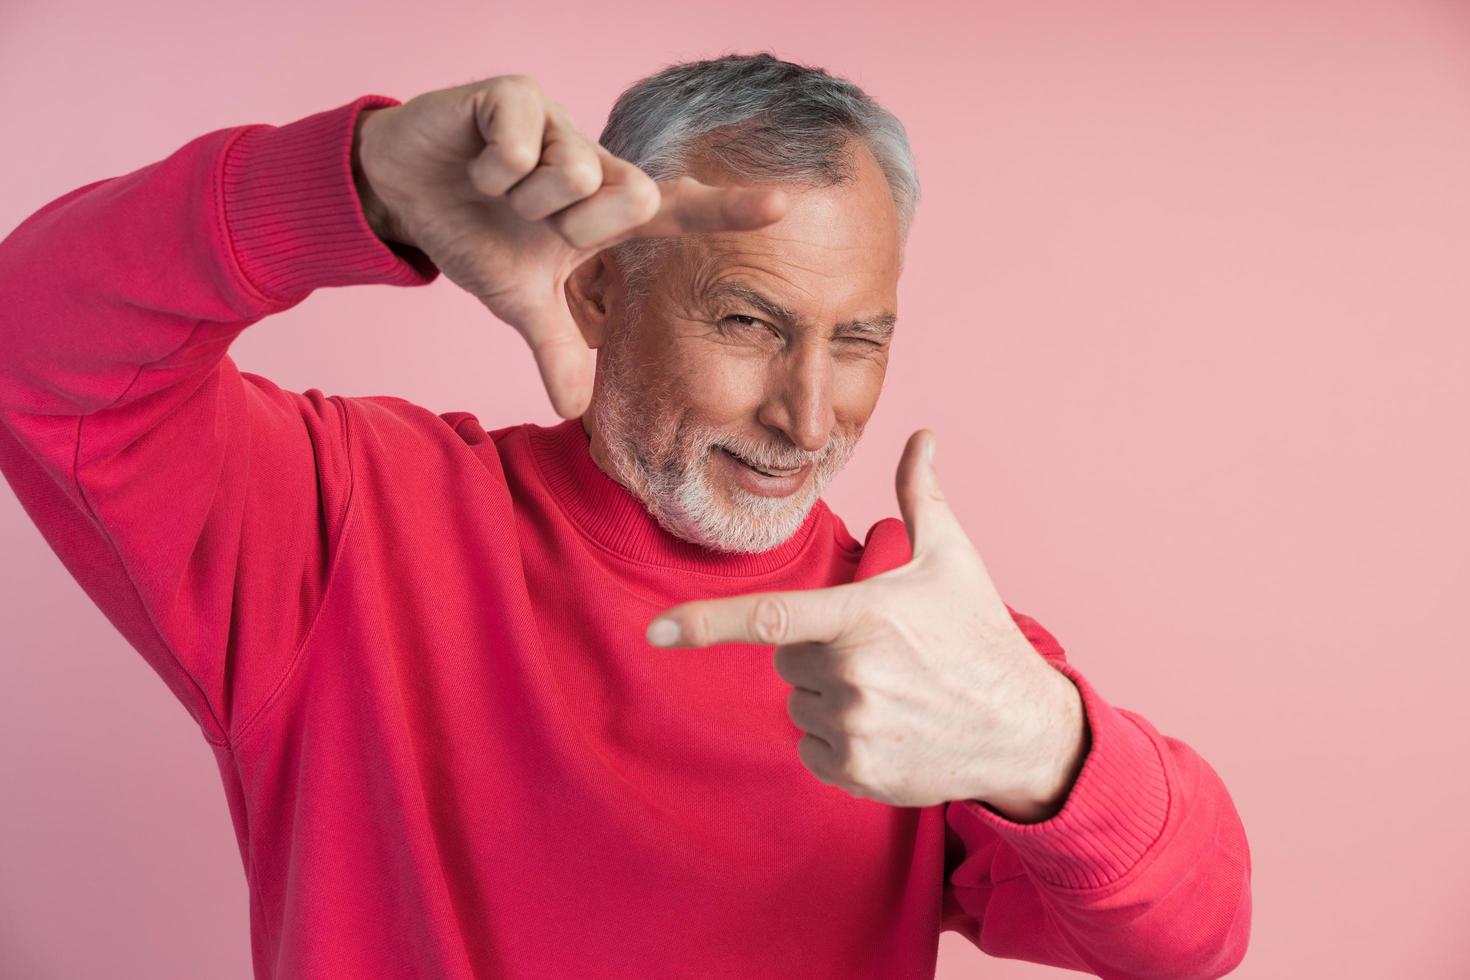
left=547, top=146, right=662, bottom=251
left=895, top=428, right=969, bottom=560
left=646, top=584, right=860, bottom=648
left=466, top=79, right=547, bottom=198
left=624, top=176, right=790, bottom=241
left=496, top=285, right=593, bottom=419
left=796, top=732, right=840, bottom=787
left=504, top=110, right=606, bottom=221
left=786, top=687, right=839, bottom=741
left=773, top=642, right=838, bottom=693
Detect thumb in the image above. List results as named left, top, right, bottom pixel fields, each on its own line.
left=895, top=429, right=966, bottom=560
left=503, top=288, right=595, bottom=420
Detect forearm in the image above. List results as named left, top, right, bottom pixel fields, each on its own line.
left=949, top=658, right=1252, bottom=978
left=0, top=96, right=433, bottom=428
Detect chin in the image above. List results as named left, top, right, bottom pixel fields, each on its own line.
left=657, top=462, right=819, bottom=554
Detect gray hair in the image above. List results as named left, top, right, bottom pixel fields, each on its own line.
left=598, top=51, right=920, bottom=305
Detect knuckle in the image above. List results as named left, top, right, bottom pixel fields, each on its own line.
left=491, top=73, right=541, bottom=97
left=683, top=609, right=712, bottom=647
left=785, top=688, right=803, bottom=725
left=627, top=173, right=661, bottom=220
left=834, top=657, right=868, bottom=692
left=748, top=596, right=790, bottom=645
left=834, top=667, right=864, bottom=705
left=494, top=140, right=542, bottom=179
left=562, top=157, right=604, bottom=196
left=832, top=671, right=856, bottom=699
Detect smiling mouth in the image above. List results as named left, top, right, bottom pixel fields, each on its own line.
left=720, top=447, right=805, bottom=477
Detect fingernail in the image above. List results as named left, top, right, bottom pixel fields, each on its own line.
left=926, top=433, right=937, bottom=466
left=648, top=619, right=681, bottom=646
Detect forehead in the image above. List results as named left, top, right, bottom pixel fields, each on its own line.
left=670, top=139, right=902, bottom=309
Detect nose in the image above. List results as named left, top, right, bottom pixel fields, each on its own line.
left=756, top=340, right=835, bottom=456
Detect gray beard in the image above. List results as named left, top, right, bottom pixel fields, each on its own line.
left=588, top=331, right=860, bottom=555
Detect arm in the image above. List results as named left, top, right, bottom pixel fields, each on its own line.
left=0, top=95, right=438, bottom=745
left=942, top=610, right=1253, bottom=979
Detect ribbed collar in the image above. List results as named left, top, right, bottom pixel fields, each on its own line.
left=526, top=416, right=829, bottom=576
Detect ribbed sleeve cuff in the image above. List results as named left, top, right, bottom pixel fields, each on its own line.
left=219, top=94, right=439, bottom=304
left=950, top=658, right=1173, bottom=891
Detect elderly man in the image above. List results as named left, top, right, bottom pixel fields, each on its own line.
left=0, top=53, right=1250, bottom=979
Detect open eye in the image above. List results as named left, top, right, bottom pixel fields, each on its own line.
left=721, top=314, right=766, bottom=329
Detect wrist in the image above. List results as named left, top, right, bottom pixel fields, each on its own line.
left=351, top=108, right=400, bottom=244
left=986, top=669, right=1090, bottom=823
left=221, top=96, right=434, bottom=301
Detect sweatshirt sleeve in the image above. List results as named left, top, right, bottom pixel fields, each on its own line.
left=0, top=94, right=439, bottom=747
left=941, top=608, right=1253, bottom=979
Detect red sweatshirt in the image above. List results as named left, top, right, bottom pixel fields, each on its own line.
left=0, top=94, right=1251, bottom=979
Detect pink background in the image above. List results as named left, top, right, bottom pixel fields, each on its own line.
left=3, top=0, right=1467, bottom=976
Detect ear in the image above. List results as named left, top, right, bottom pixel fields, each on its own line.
left=565, top=252, right=612, bottom=350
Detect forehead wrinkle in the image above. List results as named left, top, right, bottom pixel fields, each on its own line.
left=703, top=278, right=897, bottom=338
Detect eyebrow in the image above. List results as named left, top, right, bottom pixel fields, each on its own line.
left=704, top=280, right=897, bottom=339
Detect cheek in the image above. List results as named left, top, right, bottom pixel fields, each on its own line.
left=669, top=350, right=769, bottom=419
left=832, top=357, right=887, bottom=418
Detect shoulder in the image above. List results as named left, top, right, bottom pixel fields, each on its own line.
left=841, top=513, right=912, bottom=582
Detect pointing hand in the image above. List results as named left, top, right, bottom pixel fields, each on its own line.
left=645, top=430, right=1088, bottom=815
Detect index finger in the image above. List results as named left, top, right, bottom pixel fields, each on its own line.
left=647, top=583, right=858, bottom=648
left=629, top=175, right=790, bottom=240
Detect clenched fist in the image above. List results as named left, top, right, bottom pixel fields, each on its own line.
left=351, top=75, right=790, bottom=418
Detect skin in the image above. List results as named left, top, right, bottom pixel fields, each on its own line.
left=565, top=139, right=900, bottom=553
left=566, top=144, right=1087, bottom=819
left=647, top=429, right=1090, bottom=818
left=353, top=74, right=1088, bottom=820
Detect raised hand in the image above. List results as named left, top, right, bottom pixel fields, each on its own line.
left=353, top=75, right=790, bottom=418
left=644, top=430, right=1089, bottom=817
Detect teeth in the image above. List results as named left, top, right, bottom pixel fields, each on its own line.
left=727, top=449, right=798, bottom=477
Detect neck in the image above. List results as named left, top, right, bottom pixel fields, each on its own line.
left=580, top=411, right=625, bottom=489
